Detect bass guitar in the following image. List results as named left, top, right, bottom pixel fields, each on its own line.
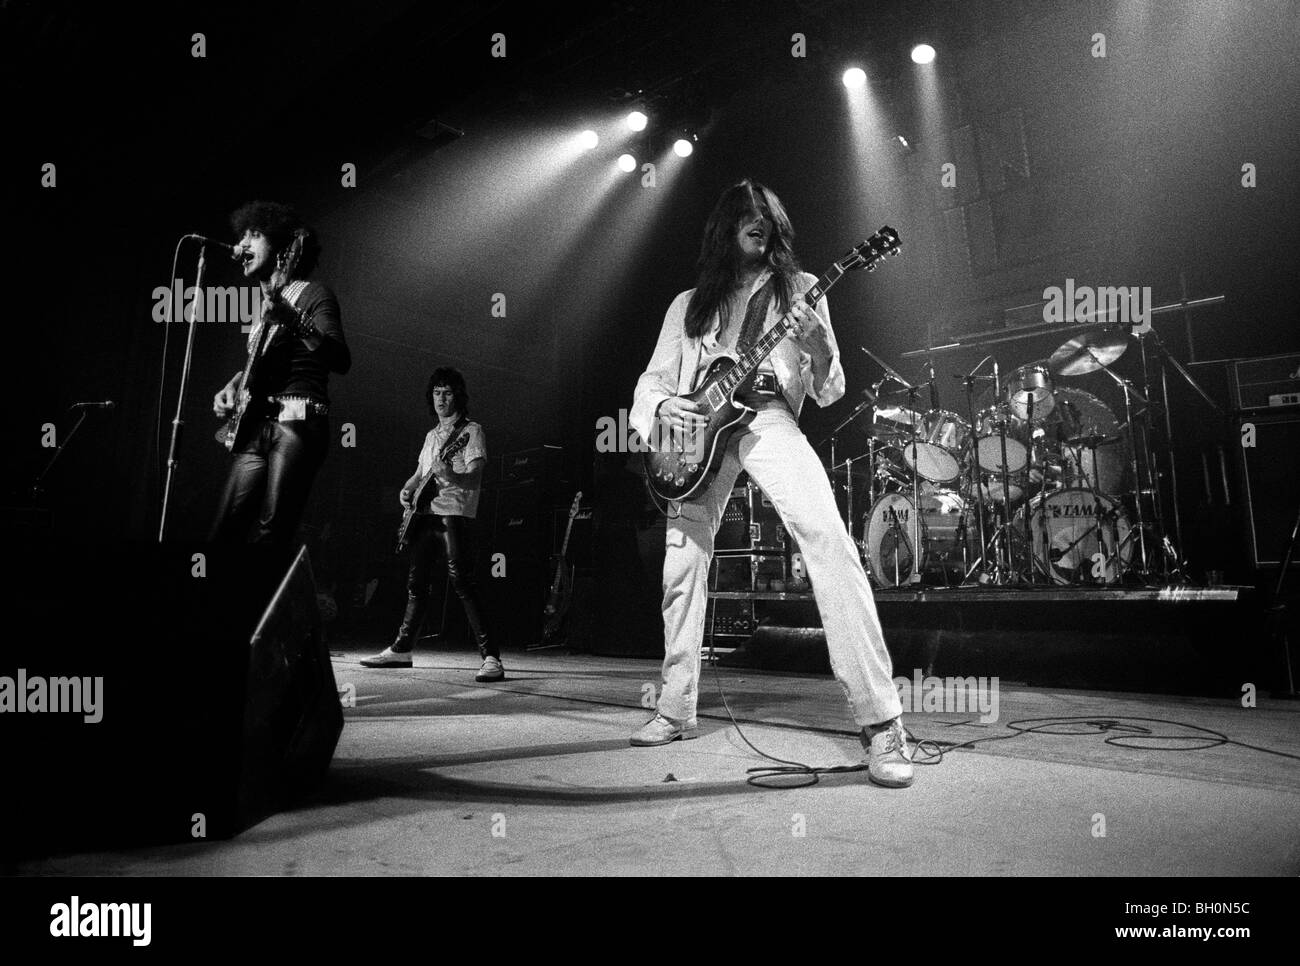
left=643, top=227, right=901, bottom=505
left=540, top=491, right=583, bottom=644
left=215, top=229, right=308, bottom=452
left=394, top=422, right=472, bottom=553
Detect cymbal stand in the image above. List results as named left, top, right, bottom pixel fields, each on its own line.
left=1023, top=394, right=1038, bottom=583
left=1146, top=329, right=1223, bottom=581
left=961, top=374, right=992, bottom=583
left=1087, top=348, right=1151, bottom=579
left=905, top=387, right=924, bottom=585
left=995, top=409, right=1021, bottom=582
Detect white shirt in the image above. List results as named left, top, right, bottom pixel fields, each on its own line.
left=415, top=420, right=487, bottom=518
left=629, top=269, right=845, bottom=444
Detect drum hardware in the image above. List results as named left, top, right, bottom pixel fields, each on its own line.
left=957, top=358, right=997, bottom=583
left=823, top=384, right=880, bottom=537
left=861, top=346, right=927, bottom=585
left=1141, top=327, right=1225, bottom=583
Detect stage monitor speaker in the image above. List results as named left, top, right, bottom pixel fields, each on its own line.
left=3, top=542, right=344, bottom=857
left=1236, top=411, right=1300, bottom=568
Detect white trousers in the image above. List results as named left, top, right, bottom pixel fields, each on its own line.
left=657, top=407, right=902, bottom=728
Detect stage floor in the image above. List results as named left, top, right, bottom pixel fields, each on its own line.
left=15, top=648, right=1300, bottom=876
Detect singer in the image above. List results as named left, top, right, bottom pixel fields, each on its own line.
left=210, top=201, right=351, bottom=550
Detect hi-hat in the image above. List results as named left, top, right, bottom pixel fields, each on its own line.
left=1049, top=329, right=1129, bottom=376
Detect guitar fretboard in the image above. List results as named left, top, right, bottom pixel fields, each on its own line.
left=718, top=263, right=845, bottom=397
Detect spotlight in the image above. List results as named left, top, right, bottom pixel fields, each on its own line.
left=842, top=67, right=866, bottom=89
left=618, top=153, right=637, bottom=172
left=673, top=138, right=694, bottom=158
left=626, top=111, right=648, bottom=132
left=578, top=129, right=599, bottom=150
left=911, top=44, right=936, bottom=64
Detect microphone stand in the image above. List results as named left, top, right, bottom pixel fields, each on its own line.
left=31, top=407, right=91, bottom=501
left=158, top=239, right=212, bottom=542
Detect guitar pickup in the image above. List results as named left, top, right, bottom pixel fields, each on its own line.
left=751, top=372, right=779, bottom=396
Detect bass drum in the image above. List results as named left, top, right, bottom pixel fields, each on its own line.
left=862, top=489, right=969, bottom=588
left=1019, top=488, right=1133, bottom=584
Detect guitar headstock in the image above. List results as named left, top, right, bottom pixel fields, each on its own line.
left=838, top=226, right=901, bottom=273
left=567, top=491, right=583, bottom=520
left=271, top=229, right=308, bottom=291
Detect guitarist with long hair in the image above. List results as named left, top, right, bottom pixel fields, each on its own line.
left=211, top=201, right=350, bottom=550
left=361, top=367, right=502, bottom=682
left=628, top=180, right=913, bottom=787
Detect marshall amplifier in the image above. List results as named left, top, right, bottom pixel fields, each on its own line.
left=502, top=445, right=565, bottom=486
left=1228, top=353, right=1300, bottom=412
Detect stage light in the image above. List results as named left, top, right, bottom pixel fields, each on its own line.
left=842, top=67, right=866, bottom=89
left=578, top=129, right=599, bottom=150
left=626, top=111, right=648, bottom=132
left=618, top=153, right=637, bottom=172
left=911, top=44, right=936, bottom=65
left=673, top=138, right=694, bottom=158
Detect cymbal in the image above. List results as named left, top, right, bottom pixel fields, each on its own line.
left=872, top=405, right=921, bottom=426
left=1049, top=329, right=1129, bottom=376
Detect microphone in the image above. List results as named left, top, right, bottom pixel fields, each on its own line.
left=183, top=234, right=240, bottom=259
left=71, top=400, right=116, bottom=410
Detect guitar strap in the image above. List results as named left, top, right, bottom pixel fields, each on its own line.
left=436, top=415, right=470, bottom=461
left=736, top=275, right=776, bottom=353
left=249, top=280, right=310, bottom=357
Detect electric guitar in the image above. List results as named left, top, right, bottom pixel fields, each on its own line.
left=215, top=229, right=309, bottom=452
left=394, top=423, right=473, bottom=553
left=541, top=491, right=583, bottom=643
left=643, top=227, right=901, bottom=504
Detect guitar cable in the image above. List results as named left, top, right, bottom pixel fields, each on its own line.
left=703, top=570, right=932, bottom=789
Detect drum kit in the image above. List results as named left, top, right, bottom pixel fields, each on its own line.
left=830, top=330, right=1169, bottom=588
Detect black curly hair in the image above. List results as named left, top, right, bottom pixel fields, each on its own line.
left=229, top=200, right=321, bottom=278
left=426, top=367, right=469, bottom=417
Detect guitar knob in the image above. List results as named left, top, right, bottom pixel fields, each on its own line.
left=674, top=476, right=685, bottom=486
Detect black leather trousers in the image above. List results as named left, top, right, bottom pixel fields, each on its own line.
left=394, top=514, right=495, bottom=658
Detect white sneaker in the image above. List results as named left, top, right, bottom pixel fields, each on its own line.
left=863, top=717, right=914, bottom=788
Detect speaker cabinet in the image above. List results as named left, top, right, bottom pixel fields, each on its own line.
left=3, top=542, right=344, bottom=856
left=1236, top=412, right=1300, bottom=568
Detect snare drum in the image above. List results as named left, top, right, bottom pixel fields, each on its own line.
left=1007, top=363, right=1055, bottom=421
left=1020, top=488, right=1132, bottom=584
left=972, top=405, right=1028, bottom=474
left=902, top=409, right=968, bottom=484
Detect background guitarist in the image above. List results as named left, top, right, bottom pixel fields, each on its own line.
left=361, top=367, right=502, bottom=682
left=210, top=201, right=350, bottom=550
left=627, top=180, right=912, bottom=788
